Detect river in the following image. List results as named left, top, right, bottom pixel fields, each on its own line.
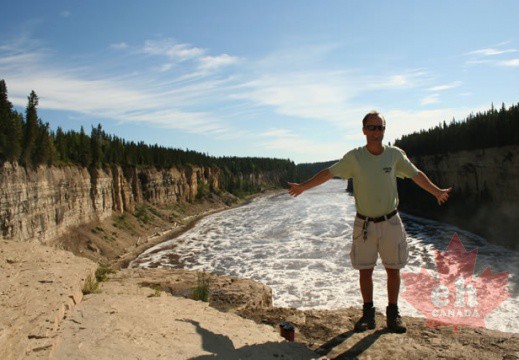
left=131, top=180, right=519, bottom=334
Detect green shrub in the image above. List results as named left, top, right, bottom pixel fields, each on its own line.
left=147, top=285, right=162, bottom=298
left=113, top=214, right=128, bottom=228
left=135, top=206, right=152, bottom=223
left=82, top=274, right=99, bottom=295
left=196, top=180, right=210, bottom=199
left=95, top=264, right=115, bottom=282
left=113, top=213, right=136, bottom=234
left=148, top=206, right=160, bottom=217
left=90, top=226, right=104, bottom=234
left=192, top=271, right=211, bottom=302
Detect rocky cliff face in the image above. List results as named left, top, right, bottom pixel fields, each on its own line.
left=399, top=145, right=519, bottom=249
left=0, top=163, right=220, bottom=243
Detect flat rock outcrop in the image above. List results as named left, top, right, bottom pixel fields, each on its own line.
left=0, top=240, right=97, bottom=359
left=0, top=242, right=314, bottom=359
left=109, top=268, right=273, bottom=311
left=54, top=277, right=313, bottom=359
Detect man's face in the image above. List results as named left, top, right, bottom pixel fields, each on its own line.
left=362, top=115, right=386, bottom=143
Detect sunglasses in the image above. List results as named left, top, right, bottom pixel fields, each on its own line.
left=365, top=125, right=386, bottom=131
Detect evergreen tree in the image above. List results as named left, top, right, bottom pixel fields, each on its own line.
left=33, top=121, right=56, bottom=166
left=78, top=126, right=92, bottom=167
left=21, top=91, right=39, bottom=167
left=6, top=112, right=23, bottom=163
left=395, top=103, right=519, bottom=155
left=54, top=127, right=68, bottom=163
left=0, top=80, right=23, bottom=163
left=90, top=124, right=104, bottom=167
left=0, top=80, right=10, bottom=159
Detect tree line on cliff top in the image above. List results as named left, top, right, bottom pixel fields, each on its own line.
left=0, top=80, right=296, bottom=196
left=394, top=102, right=519, bottom=155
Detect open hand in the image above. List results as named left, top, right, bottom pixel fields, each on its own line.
left=287, top=182, right=304, bottom=197
left=435, top=187, right=451, bottom=205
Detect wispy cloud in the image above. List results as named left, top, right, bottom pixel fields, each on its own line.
left=233, top=66, right=429, bottom=130
left=369, top=70, right=428, bottom=89
left=256, top=42, right=341, bottom=70
left=498, top=59, right=519, bottom=67
left=428, top=81, right=461, bottom=91
left=420, top=94, right=440, bottom=105
left=110, top=42, right=129, bottom=50
left=198, top=54, right=240, bottom=72
left=143, top=39, right=205, bottom=61
left=60, top=11, right=71, bottom=18
left=465, top=44, right=518, bottom=67
left=141, top=38, right=240, bottom=76
left=467, top=48, right=517, bottom=56
left=157, top=63, right=173, bottom=72
left=233, top=71, right=364, bottom=127
left=261, top=128, right=295, bottom=137
left=465, top=59, right=491, bottom=65
left=260, top=128, right=345, bottom=160
left=0, top=36, right=235, bottom=136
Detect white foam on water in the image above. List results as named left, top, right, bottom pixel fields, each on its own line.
left=131, top=180, right=519, bottom=333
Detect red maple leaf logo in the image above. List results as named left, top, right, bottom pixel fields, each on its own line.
left=401, top=233, right=510, bottom=331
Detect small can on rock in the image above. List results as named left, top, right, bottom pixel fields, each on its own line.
left=279, top=321, right=295, bottom=341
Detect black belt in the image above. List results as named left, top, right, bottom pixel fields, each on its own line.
left=356, top=209, right=398, bottom=223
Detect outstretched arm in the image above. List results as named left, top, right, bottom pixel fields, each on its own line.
left=411, top=171, right=451, bottom=205
left=288, top=168, right=334, bottom=197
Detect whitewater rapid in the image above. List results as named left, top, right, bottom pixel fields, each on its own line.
left=131, top=180, right=519, bottom=333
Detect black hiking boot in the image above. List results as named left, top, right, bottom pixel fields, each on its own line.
left=386, top=305, right=406, bottom=333
left=354, top=306, right=376, bottom=332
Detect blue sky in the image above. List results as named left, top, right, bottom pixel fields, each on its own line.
left=1, top=1, right=518, bottom=163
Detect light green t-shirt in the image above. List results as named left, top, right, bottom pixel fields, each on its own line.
left=328, top=145, right=419, bottom=217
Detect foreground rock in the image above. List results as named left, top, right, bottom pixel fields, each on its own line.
left=109, top=268, right=273, bottom=311
left=0, top=241, right=97, bottom=359
left=237, top=307, right=519, bottom=360
left=2, top=240, right=518, bottom=359
left=55, top=268, right=519, bottom=360
left=0, top=243, right=313, bottom=359
left=53, top=269, right=314, bottom=359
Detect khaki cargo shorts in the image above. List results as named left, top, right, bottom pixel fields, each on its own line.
left=350, top=213, right=409, bottom=270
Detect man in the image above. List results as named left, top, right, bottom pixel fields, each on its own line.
left=288, top=111, right=451, bottom=333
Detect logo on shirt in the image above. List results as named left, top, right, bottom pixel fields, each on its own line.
left=383, top=167, right=392, bottom=173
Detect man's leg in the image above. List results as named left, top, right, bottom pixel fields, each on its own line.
left=385, top=267, right=406, bottom=333
left=360, top=268, right=374, bottom=302
left=351, top=217, right=378, bottom=332
left=354, top=268, right=376, bottom=332
left=379, top=215, right=408, bottom=333
left=386, top=268, right=400, bottom=304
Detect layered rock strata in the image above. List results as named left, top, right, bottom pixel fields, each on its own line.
left=0, top=163, right=220, bottom=244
